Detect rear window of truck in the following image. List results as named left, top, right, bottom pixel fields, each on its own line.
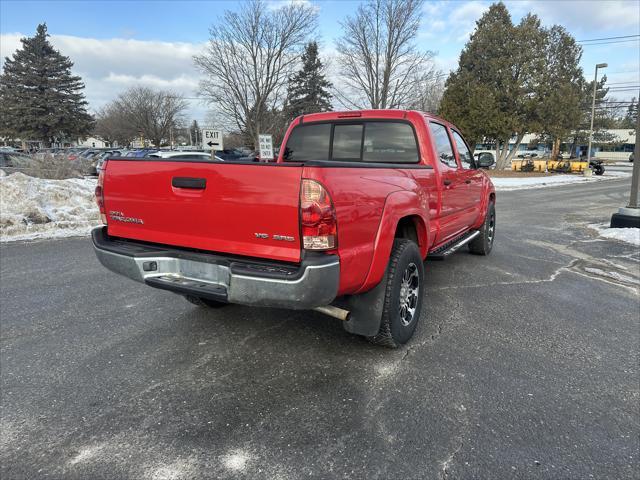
left=283, top=121, right=419, bottom=163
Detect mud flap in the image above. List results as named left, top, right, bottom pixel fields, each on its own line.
left=341, top=270, right=388, bottom=337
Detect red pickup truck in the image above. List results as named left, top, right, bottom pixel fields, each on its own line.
left=93, top=110, right=495, bottom=347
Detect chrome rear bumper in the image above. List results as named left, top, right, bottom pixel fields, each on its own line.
left=92, top=227, right=339, bottom=309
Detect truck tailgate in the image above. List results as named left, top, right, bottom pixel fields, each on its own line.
left=103, top=160, right=303, bottom=262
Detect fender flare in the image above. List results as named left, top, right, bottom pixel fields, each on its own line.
left=471, top=177, right=496, bottom=229
left=353, top=190, right=429, bottom=295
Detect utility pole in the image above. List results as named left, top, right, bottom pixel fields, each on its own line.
left=610, top=97, right=640, bottom=228
left=586, top=63, right=607, bottom=176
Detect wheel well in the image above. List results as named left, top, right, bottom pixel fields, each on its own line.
left=489, top=192, right=495, bottom=204
left=395, top=216, right=422, bottom=246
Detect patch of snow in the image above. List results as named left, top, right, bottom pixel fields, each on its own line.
left=583, top=267, right=639, bottom=285
left=147, top=459, right=197, bottom=480
left=67, top=443, right=105, bottom=466
left=375, top=363, right=400, bottom=380
left=221, top=450, right=251, bottom=472
left=492, top=171, right=630, bottom=191
left=603, top=169, right=634, bottom=177
left=0, top=172, right=100, bottom=242
left=591, top=224, right=640, bottom=246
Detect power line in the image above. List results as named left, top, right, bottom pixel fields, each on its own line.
left=580, top=39, right=640, bottom=46
left=577, top=34, right=640, bottom=42
left=606, top=70, right=640, bottom=75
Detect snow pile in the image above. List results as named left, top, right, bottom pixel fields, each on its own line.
left=493, top=171, right=630, bottom=191
left=591, top=224, right=640, bottom=246
left=0, top=172, right=100, bottom=242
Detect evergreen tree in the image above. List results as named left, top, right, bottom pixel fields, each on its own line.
left=440, top=3, right=549, bottom=169
left=0, top=24, right=93, bottom=146
left=537, top=25, right=584, bottom=158
left=284, top=42, right=333, bottom=121
left=622, top=97, right=638, bottom=129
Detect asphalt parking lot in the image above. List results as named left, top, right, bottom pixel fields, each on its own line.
left=1, top=178, right=638, bottom=480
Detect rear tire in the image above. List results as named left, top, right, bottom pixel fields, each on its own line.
left=367, top=239, right=424, bottom=348
left=468, top=201, right=495, bottom=255
left=184, top=295, right=228, bottom=308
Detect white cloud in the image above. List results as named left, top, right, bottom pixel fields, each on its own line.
left=104, top=73, right=200, bottom=91
left=419, top=1, right=489, bottom=44
left=1, top=33, right=209, bottom=121
left=511, top=0, right=640, bottom=32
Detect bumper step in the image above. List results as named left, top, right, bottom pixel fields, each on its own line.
left=145, top=275, right=228, bottom=302
left=427, top=230, right=480, bottom=261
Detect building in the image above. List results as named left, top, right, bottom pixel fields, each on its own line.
left=592, top=129, right=636, bottom=161
left=75, top=137, right=116, bottom=148
left=476, top=129, right=636, bottom=160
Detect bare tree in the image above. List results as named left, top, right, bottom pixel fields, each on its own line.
left=335, top=0, right=435, bottom=109
left=112, top=87, right=188, bottom=147
left=94, top=104, right=135, bottom=147
left=194, top=0, right=317, bottom=147
left=406, top=70, right=446, bottom=113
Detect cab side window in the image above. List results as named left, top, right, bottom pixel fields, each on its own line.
left=428, top=123, right=457, bottom=169
left=452, top=130, right=474, bottom=170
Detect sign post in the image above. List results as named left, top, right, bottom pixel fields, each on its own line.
left=258, top=134, right=274, bottom=162
left=201, top=129, right=223, bottom=160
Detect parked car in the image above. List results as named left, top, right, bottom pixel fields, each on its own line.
left=516, top=152, right=539, bottom=159
left=237, top=150, right=260, bottom=162
left=93, top=110, right=496, bottom=347
left=145, top=151, right=223, bottom=161
left=94, top=150, right=123, bottom=175
left=0, top=151, right=32, bottom=172
left=124, top=149, right=158, bottom=158
left=215, top=149, right=246, bottom=161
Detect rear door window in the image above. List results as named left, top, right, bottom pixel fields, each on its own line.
left=284, top=121, right=419, bottom=164
left=429, top=123, right=458, bottom=169
left=451, top=130, right=474, bottom=170
left=283, top=123, right=331, bottom=161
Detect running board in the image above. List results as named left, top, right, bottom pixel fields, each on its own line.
left=427, top=230, right=481, bottom=261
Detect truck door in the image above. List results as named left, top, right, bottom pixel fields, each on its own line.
left=427, top=122, right=468, bottom=243
left=451, top=129, right=484, bottom=225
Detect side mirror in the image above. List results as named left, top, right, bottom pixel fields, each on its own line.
left=476, top=152, right=495, bottom=169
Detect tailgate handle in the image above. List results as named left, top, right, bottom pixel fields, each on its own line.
left=172, top=177, right=206, bottom=189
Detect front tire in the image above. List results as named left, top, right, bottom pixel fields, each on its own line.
left=368, top=239, right=424, bottom=348
left=468, top=201, right=495, bottom=255
left=184, top=295, right=228, bottom=308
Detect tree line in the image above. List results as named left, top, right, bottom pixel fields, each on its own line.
left=439, top=2, right=637, bottom=169
left=0, top=2, right=637, bottom=151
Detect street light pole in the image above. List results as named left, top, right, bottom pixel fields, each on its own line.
left=587, top=63, right=608, bottom=166
left=610, top=95, right=640, bottom=228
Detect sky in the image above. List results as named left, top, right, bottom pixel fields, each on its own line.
left=1, top=0, right=639, bottom=124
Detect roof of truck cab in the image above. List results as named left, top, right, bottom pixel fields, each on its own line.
left=298, top=109, right=451, bottom=126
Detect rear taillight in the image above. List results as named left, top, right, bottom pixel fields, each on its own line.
left=300, top=179, right=337, bottom=250
left=95, top=165, right=107, bottom=224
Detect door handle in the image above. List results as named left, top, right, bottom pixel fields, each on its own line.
left=172, top=177, right=206, bottom=189
left=443, top=179, right=452, bottom=186
left=465, top=179, right=472, bottom=184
